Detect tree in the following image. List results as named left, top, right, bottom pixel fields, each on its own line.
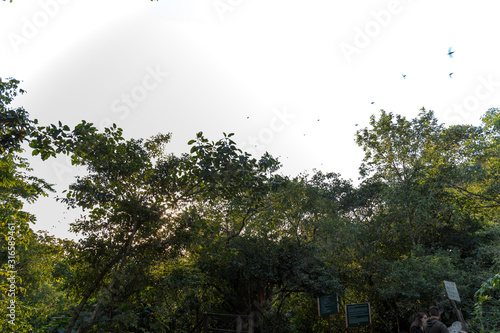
left=0, top=78, right=55, bottom=331
left=30, top=122, right=283, bottom=332
left=147, top=171, right=345, bottom=332
left=5, top=74, right=499, bottom=331
left=446, top=108, right=500, bottom=215
left=355, top=108, right=486, bottom=250
left=470, top=272, right=500, bottom=332
left=353, top=109, right=494, bottom=329
left=355, top=108, right=446, bottom=247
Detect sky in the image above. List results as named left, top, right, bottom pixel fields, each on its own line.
left=1, top=0, right=499, bottom=239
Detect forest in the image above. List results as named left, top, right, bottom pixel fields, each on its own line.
left=1, top=76, right=499, bottom=332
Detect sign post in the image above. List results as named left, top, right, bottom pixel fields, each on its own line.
left=444, top=281, right=468, bottom=331
left=346, top=303, right=371, bottom=329
left=318, top=295, right=338, bottom=333
left=444, top=281, right=461, bottom=302
left=318, top=294, right=339, bottom=317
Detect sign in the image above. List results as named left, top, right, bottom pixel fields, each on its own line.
left=318, top=294, right=339, bottom=316
left=444, top=281, right=461, bottom=302
left=346, top=303, right=371, bottom=328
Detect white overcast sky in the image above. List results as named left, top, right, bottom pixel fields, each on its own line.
left=1, top=0, right=499, bottom=239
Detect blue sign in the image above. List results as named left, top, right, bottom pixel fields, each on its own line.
left=346, top=303, right=371, bottom=327
left=318, top=295, right=339, bottom=316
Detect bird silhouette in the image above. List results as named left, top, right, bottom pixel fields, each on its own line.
left=449, top=72, right=454, bottom=78
left=448, top=47, right=455, bottom=58
left=402, top=74, right=407, bottom=79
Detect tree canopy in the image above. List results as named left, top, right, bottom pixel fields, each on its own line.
left=1, top=79, right=499, bottom=332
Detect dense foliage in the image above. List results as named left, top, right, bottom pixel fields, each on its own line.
left=1, top=78, right=499, bottom=332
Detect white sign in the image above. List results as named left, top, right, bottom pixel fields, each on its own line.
left=444, top=281, right=461, bottom=302
left=448, top=321, right=464, bottom=333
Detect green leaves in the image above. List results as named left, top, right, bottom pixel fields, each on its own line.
left=0, top=78, right=32, bottom=155
left=29, top=124, right=285, bottom=331
left=184, top=131, right=280, bottom=206
left=470, top=273, right=500, bottom=332
left=4, top=75, right=500, bottom=331
left=144, top=133, right=172, bottom=159
left=356, top=108, right=443, bottom=181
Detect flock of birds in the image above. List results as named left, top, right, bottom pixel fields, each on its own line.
left=402, top=47, right=455, bottom=81
left=245, top=47, right=456, bottom=128
left=370, top=46, right=456, bottom=110
left=240, top=47, right=457, bottom=161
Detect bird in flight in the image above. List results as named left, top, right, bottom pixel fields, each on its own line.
left=449, top=72, right=454, bottom=78
left=402, top=74, right=407, bottom=79
left=448, top=47, right=455, bottom=58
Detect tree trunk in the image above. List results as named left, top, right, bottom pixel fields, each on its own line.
left=407, top=209, right=416, bottom=247
left=65, top=220, right=140, bottom=333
